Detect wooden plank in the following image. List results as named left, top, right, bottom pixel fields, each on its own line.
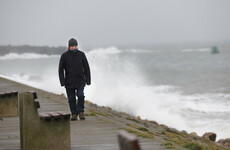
left=48, top=112, right=62, bottom=119
left=0, top=93, right=5, bottom=97
left=57, top=111, right=71, bottom=119
left=5, top=92, right=12, bottom=97
left=39, top=113, right=52, bottom=121
left=11, top=91, right=18, bottom=96
left=0, top=91, right=18, bottom=97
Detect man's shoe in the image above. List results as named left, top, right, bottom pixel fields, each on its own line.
left=71, top=114, right=78, bottom=121
left=79, top=112, right=85, bottom=120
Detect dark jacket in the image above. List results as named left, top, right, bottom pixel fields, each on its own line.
left=58, top=49, right=91, bottom=88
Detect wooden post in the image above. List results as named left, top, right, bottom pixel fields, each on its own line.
left=118, top=130, right=141, bottom=150
left=19, top=92, right=71, bottom=150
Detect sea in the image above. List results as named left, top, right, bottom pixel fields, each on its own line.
left=0, top=45, right=230, bottom=140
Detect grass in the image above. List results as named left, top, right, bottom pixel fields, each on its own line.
left=163, top=131, right=224, bottom=150
left=162, top=130, right=166, bottom=135
left=163, top=142, right=175, bottom=149
left=126, top=117, right=140, bottom=123
left=89, top=110, right=107, bottom=117
left=127, top=123, right=137, bottom=128
left=84, top=113, right=96, bottom=116
left=126, top=124, right=149, bottom=132
left=184, top=142, right=203, bottom=150
left=137, top=127, right=148, bottom=132
left=121, top=128, right=154, bottom=139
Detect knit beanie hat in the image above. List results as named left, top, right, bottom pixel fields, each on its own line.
left=68, top=38, right=78, bottom=47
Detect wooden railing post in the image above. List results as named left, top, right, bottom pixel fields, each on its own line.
left=118, top=130, right=141, bottom=150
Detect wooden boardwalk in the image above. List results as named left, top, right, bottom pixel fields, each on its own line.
left=0, top=77, right=167, bottom=150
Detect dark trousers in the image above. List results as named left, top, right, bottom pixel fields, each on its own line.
left=66, top=86, right=85, bottom=115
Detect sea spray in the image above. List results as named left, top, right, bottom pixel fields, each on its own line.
left=85, top=47, right=230, bottom=139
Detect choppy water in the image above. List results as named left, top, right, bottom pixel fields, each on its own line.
left=0, top=46, right=230, bottom=140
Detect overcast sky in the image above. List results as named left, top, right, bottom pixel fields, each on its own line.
left=0, top=0, right=230, bottom=47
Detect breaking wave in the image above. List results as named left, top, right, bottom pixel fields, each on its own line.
left=124, top=49, right=157, bottom=53
left=181, top=48, right=210, bottom=52
left=0, top=53, right=59, bottom=60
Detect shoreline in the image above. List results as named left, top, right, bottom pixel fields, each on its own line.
left=0, top=76, right=229, bottom=149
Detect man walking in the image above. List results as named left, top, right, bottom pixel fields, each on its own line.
left=59, top=38, right=91, bottom=121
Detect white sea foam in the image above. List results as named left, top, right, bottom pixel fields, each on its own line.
left=182, top=48, right=210, bottom=52
left=0, top=53, right=59, bottom=60
left=88, top=47, right=156, bottom=54
left=0, top=47, right=229, bottom=140
left=88, top=47, right=121, bottom=55
left=125, top=49, right=157, bottom=53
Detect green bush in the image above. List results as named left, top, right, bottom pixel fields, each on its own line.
left=184, top=142, right=203, bottom=150
left=137, top=127, right=148, bottom=132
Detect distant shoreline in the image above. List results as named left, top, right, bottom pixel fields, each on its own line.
left=0, top=45, right=66, bottom=56
left=1, top=41, right=230, bottom=56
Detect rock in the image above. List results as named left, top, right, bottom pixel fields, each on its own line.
left=60, top=93, right=66, bottom=97
left=190, top=132, right=198, bottom=136
left=181, top=130, right=188, bottom=134
left=150, top=120, right=158, bottom=125
left=217, top=138, right=230, bottom=146
left=202, top=132, right=216, bottom=141
left=136, top=116, right=141, bottom=120
left=105, top=106, right=112, bottom=111
left=160, top=124, right=169, bottom=130
left=166, top=127, right=179, bottom=134
left=85, top=100, right=93, bottom=105
left=190, top=132, right=200, bottom=140
left=143, top=123, right=149, bottom=128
